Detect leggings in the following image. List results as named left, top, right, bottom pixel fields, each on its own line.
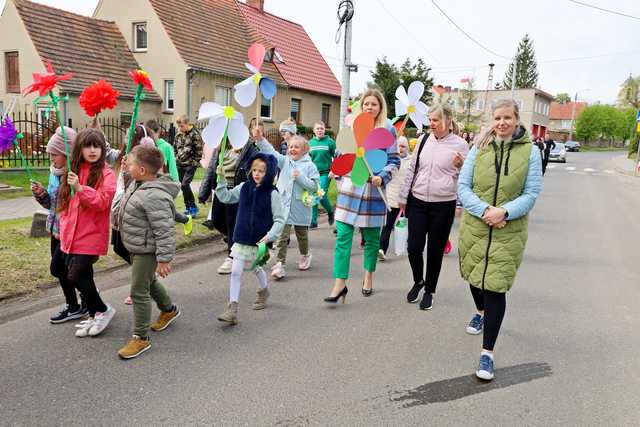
left=379, top=207, right=401, bottom=254
left=65, top=254, right=107, bottom=317
left=406, top=197, right=456, bottom=293
left=469, top=285, right=506, bottom=351
left=229, top=257, right=268, bottom=302
left=50, top=237, right=80, bottom=310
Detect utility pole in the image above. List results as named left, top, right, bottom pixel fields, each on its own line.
left=338, top=0, right=356, bottom=129
left=568, top=92, right=578, bottom=141
left=510, top=55, right=517, bottom=100
left=483, top=63, right=495, bottom=122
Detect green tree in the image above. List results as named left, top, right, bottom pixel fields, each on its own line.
left=455, top=78, right=483, bottom=131
left=501, top=34, right=539, bottom=90
left=555, top=93, right=571, bottom=104
left=370, top=57, right=433, bottom=117
left=617, top=75, right=640, bottom=109
left=576, top=105, right=633, bottom=146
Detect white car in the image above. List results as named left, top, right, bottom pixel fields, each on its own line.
left=548, top=142, right=566, bottom=163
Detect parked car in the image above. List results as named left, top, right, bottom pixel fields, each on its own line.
left=565, top=140, right=581, bottom=152
left=549, top=142, right=567, bottom=163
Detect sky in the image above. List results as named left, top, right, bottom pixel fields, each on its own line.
left=2, top=0, right=638, bottom=104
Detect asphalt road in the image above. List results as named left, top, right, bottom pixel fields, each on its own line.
left=1, top=151, right=639, bottom=426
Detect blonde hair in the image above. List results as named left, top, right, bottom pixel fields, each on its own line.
left=397, top=136, right=409, bottom=149
left=428, top=103, right=459, bottom=135
left=289, top=135, right=309, bottom=153
left=176, top=115, right=190, bottom=125
left=477, top=99, right=521, bottom=150
left=357, top=88, right=388, bottom=129
left=313, top=121, right=326, bottom=128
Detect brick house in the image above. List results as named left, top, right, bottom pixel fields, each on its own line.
left=548, top=101, right=587, bottom=141
left=93, top=0, right=342, bottom=130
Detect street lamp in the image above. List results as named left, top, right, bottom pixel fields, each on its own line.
left=568, top=88, right=590, bottom=142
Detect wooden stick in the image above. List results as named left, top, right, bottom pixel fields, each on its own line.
left=256, top=86, right=261, bottom=123
left=362, top=157, right=390, bottom=211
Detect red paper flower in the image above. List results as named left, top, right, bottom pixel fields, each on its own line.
left=79, top=80, right=120, bottom=117
left=22, top=61, right=73, bottom=97
left=128, top=70, right=153, bottom=91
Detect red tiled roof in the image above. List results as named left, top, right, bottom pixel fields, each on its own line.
left=550, top=102, right=588, bottom=120
left=13, top=0, right=161, bottom=102
left=148, top=0, right=283, bottom=85
left=237, top=2, right=341, bottom=97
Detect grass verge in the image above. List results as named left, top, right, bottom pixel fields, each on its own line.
left=0, top=170, right=50, bottom=200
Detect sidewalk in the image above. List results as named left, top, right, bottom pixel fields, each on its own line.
left=610, top=155, right=637, bottom=176
left=0, top=180, right=204, bottom=221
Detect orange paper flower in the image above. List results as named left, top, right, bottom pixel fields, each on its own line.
left=79, top=80, right=119, bottom=117
left=128, top=70, right=153, bottom=91
left=22, top=61, right=73, bottom=97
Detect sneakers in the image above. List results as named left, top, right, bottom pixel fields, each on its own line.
left=217, top=257, right=233, bottom=275
left=183, top=215, right=193, bottom=236
left=378, top=249, right=386, bottom=262
left=271, top=262, right=286, bottom=279
left=298, top=254, right=312, bottom=271
left=406, top=282, right=424, bottom=303
left=217, top=302, right=238, bottom=324
left=310, top=223, right=318, bottom=229
left=150, top=306, right=181, bottom=331
left=466, top=314, right=484, bottom=335
left=123, top=296, right=133, bottom=305
left=118, top=335, right=151, bottom=359
left=75, top=319, right=94, bottom=337
left=419, top=292, right=433, bottom=310
left=253, top=288, right=270, bottom=310
left=88, top=305, right=116, bottom=336
left=201, top=219, right=215, bottom=230
left=50, top=304, right=86, bottom=324
left=476, top=353, right=495, bottom=381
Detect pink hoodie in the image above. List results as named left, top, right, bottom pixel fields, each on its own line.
left=60, top=162, right=116, bottom=256
left=399, top=132, right=468, bottom=203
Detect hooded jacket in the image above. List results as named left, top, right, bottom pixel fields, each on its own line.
left=118, top=175, right=180, bottom=263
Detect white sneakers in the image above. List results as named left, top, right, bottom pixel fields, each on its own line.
left=378, top=249, right=386, bottom=261
left=218, top=257, right=233, bottom=275
left=75, top=305, right=116, bottom=337
left=271, top=262, right=286, bottom=280
left=298, top=254, right=312, bottom=271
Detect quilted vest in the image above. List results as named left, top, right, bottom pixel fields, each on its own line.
left=458, top=128, right=532, bottom=293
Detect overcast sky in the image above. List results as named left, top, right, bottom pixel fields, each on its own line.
left=2, top=0, right=638, bottom=104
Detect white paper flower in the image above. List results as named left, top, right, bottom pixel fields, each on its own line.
left=233, top=44, right=277, bottom=107
left=395, top=81, right=428, bottom=130
left=198, top=102, right=248, bottom=150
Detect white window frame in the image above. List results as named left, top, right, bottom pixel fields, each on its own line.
left=290, top=98, right=302, bottom=123
left=133, top=22, right=148, bottom=52
left=475, top=98, right=485, bottom=111
left=260, top=94, right=273, bottom=120
left=164, top=80, right=175, bottom=112
left=215, top=86, right=231, bottom=106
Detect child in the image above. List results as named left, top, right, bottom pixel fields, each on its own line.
left=31, top=127, right=86, bottom=323
left=256, top=134, right=319, bottom=279
left=378, top=136, right=411, bottom=261
left=116, top=144, right=181, bottom=359
left=215, top=152, right=285, bottom=324
left=57, top=128, right=117, bottom=337
left=278, top=119, right=296, bottom=155
left=174, top=115, right=203, bottom=218
left=308, top=121, right=336, bottom=228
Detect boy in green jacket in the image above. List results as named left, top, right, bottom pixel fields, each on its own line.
left=308, top=121, right=336, bottom=228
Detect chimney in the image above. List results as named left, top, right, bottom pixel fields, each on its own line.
left=247, top=0, right=264, bottom=11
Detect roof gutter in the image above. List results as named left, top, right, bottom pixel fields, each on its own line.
left=187, top=68, right=194, bottom=121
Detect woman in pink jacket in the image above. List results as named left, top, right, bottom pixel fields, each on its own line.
left=58, top=129, right=117, bottom=338
left=398, top=104, right=468, bottom=310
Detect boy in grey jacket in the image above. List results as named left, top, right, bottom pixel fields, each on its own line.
left=116, top=144, right=181, bottom=359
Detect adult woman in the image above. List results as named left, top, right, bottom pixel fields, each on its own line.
left=457, top=99, right=542, bottom=381
left=398, top=104, right=468, bottom=310
left=325, top=88, right=399, bottom=302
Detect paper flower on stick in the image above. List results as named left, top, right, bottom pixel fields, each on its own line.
left=395, top=81, right=428, bottom=132
left=125, top=70, right=153, bottom=154
left=79, top=80, right=119, bottom=118
left=198, top=102, right=249, bottom=150
left=0, top=117, right=18, bottom=153
left=331, top=113, right=395, bottom=187
left=22, top=61, right=73, bottom=97
left=128, top=70, right=153, bottom=91
left=233, top=43, right=277, bottom=107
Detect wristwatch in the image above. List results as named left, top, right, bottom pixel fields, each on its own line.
left=503, top=208, right=509, bottom=219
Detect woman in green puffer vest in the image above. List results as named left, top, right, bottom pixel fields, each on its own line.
left=457, top=99, right=543, bottom=381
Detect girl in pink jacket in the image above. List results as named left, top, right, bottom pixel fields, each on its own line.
left=58, top=129, right=117, bottom=338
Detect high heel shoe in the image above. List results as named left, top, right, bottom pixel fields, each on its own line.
left=324, top=286, right=348, bottom=304
left=361, top=281, right=373, bottom=297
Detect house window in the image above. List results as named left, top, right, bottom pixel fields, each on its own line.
left=120, top=112, right=133, bottom=128
left=561, top=120, right=573, bottom=129
left=0, top=101, right=4, bottom=116
left=215, top=86, right=231, bottom=106
left=4, top=52, right=20, bottom=93
left=133, top=22, right=148, bottom=51
left=164, top=80, right=175, bottom=111
left=260, top=94, right=272, bottom=119
left=290, top=98, right=301, bottom=123
left=321, top=103, right=331, bottom=127
left=475, top=99, right=485, bottom=111
left=544, top=104, right=549, bottom=116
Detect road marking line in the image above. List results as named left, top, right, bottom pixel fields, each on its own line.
left=604, top=170, right=615, bottom=174
left=547, top=165, right=557, bottom=169
left=584, top=168, right=596, bottom=172
left=566, top=167, right=576, bottom=171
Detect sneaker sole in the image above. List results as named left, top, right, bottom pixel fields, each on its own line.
left=217, top=270, right=232, bottom=275
left=50, top=312, right=86, bottom=324
left=466, top=327, right=483, bottom=335
left=419, top=305, right=433, bottom=311
left=151, top=310, right=181, bottom=332
left=476, top=370, right=494, bottom=381
left=217, top=317, right=237, bottom=325
left=252, top=305, right=266, bottom=310
left=119, top=344, right=152, bottom=360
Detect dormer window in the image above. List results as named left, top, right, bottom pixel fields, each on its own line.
left=133, top=22, right=148, bottom=52
left=264, top=48, right=284, bottom=64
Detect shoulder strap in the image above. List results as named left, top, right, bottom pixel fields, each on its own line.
left=409, top=133, right=429, bottom=190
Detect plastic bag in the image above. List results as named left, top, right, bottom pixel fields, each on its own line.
left=393, top=216, right=408, bottom=256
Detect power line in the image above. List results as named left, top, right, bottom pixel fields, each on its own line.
left=568, top=0, right=640, bottom=21
left=430, top=0, right=511, bottom=60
